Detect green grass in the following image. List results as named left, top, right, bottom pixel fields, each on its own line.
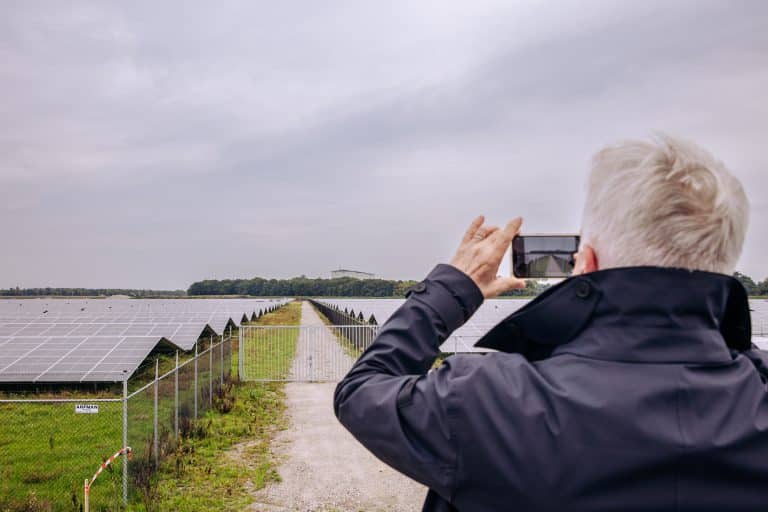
left=240, top=302, right=302, bottom=381
left=135, top=301, right=303, bottom=511
left=0, top=399, right=124, bottom=511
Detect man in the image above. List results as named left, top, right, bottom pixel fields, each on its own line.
left=334, top=135, right=765, bottom=511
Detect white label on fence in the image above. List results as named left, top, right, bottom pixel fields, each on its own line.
left=75, top=404, right=99, bottom=414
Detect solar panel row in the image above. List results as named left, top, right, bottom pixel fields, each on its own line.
left=316, top=298, right=768, bottom=353
left=0, top=298, right=291, bottom=383
left=316, top=298, right=529, bottom=353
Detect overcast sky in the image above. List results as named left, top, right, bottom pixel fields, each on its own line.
left=1, top=0, right=766, bottom=289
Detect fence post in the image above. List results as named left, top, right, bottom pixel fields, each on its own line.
left=222, top=327, right=228, bottom=386
left=174, top=350, right=179, bottom=439
left=238, top=325, right=244, bottom=380
left=194, top=343, right=199, bottom=420
left=154, top=358, right=159, bottom=468
left=122, top=376, right=128, bottom=506
left=209, top=334, right=213, bottom=409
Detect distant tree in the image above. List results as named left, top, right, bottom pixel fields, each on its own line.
left=757, top=277, right=768, bottom=296
left=393, top=280, right=419, bottom=297
left=0, top=288, right=186, bottom=297
left=186, top=275, right=548, bottom=297
left=734, top=272, right=758, bottom=295
left=499, top=279, right=549, bottom=297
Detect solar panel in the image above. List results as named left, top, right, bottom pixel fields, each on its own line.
left=316, top=298, right=768, bottom=353
left=315, top=298, right=528, bottom=353
left=0, top=298, right=292, bottom=383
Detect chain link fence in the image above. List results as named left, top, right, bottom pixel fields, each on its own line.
left=0, top=330, right=233, bottom=511
left=755, top=319, right=766, bottom=337
left=239, top=324, right=378, bottom=382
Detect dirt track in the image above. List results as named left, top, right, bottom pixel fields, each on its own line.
left=248, top=302, right=425, bottom=511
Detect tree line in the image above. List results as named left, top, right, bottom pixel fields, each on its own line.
left=189, top=271, right=768, bottom=298
left=734, top=272, right=768, bottom=296
left=187, top=276, right=549, bottom=297
left=5, top=271, right=763, bottom=299
left=0, top=288, right=186, bottom=297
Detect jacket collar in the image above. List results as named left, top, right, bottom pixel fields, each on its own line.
left=475, top=266, right=752, bottom=364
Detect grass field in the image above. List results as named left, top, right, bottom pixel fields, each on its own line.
left=0, top=398, right=125, bottom=511
left=0, top=301, right=300, bottom=511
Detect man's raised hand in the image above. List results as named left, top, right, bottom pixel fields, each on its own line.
left=449, top=215, right=526, bottom=299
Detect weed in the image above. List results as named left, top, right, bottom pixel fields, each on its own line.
left=130, top=437, right=158, bottom=512
left=213, top=380, right=236, bottom=414
left=0, top=492, right=54, bottom=512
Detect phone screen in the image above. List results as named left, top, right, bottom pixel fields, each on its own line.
left=512, top=235, right=580, bottom=278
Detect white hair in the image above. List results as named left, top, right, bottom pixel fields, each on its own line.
left=581, top=134, right=749, bottom=274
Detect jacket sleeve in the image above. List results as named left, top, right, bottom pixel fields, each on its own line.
left=333, top=263, right=484, bottom=500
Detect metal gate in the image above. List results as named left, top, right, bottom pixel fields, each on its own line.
left=238, top=325, right=378, bottom=382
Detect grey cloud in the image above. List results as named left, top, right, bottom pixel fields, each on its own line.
left=0, top=0, right=766, bottom=288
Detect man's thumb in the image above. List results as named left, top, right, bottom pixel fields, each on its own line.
left=485, top=276, right=526, bottom=298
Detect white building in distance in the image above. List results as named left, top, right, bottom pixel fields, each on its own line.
left=331, top=269, right=376, bottom=280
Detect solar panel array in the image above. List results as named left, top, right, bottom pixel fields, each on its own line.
left=317, top=298, right=529, bottom=353
left=0, top=298, right=291, bottom=383
left=317, top=298, right=768, bottom=352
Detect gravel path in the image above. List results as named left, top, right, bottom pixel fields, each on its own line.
left=288, top=302, right=354, bottom=381
left=249, top=302, right=426, bottom=511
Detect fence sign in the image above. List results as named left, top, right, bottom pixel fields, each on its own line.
left=75, top=404, right=99, bottom=414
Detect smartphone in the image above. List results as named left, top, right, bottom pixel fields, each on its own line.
left=511, top=234, right=580, bottom=278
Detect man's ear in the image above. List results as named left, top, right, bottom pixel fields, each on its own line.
left=573, top=245, right=599, bottom=275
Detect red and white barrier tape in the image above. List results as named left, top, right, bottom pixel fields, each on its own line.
left=84, top=446, right=132, bottom=494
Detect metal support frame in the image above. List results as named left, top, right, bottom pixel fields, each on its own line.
left=222, top=326, right=228, bottom=386
left=153, top=359, right=159, bottom=468
left=209, top=335, right=213, bottom=408
left=174, top=350, right=179, bottom=438
left=193, top=343, right=198, bottom=420
left=238, top=325, right=244, bottom=380
left=122, top=377, right=128, bottom=505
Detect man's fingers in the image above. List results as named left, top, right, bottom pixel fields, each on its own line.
left=503, top=217, right=523, bottom=241
left=481, top=226, right=500, bottom=239
left=489, top=217, right=522, bottom=245
left=471, top=226, right=500, bottom=248
left=487, top=217, right=523, bottom=259
left=462, top=215, right=485, bottom=243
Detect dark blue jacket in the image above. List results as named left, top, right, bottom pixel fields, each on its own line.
left=334, top=265, right=768, bottom=511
